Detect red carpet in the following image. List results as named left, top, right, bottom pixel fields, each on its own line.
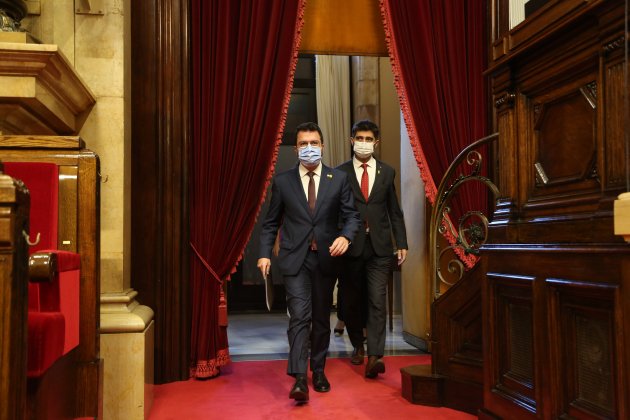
left=149, top=355, right=475, bottom=419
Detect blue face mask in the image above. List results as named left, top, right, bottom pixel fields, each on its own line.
left=298, top=145, right=322, bottom=166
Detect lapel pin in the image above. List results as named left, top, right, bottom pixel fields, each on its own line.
left=327, top=173, right=333, bottom=179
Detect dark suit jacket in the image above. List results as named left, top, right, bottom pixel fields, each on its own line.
left=337, top=159, right=407, bottom=257
left=260, top=164, right=360, bottom=276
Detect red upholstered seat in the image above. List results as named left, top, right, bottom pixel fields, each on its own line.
left=4, top=162, right=81, bottom=377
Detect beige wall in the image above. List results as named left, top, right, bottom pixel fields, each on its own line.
left=400, top=118, right=429, bottom=348
left=23, top=0, right=128, bottom=293
left=378, top=58, right=401, bottom=197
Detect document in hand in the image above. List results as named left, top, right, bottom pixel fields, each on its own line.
left=264, top=271, right=274, bottom=311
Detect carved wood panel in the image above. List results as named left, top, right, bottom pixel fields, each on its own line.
left=533, top=86, right=597, bottom=185
left=603, top=57, right=627, bottom=189
left=433, top=264, right=483, bottom=383
left=482, top=246, right=629, bottom=420
left=485, top=272, right=537, bottom=417
left=484, top=1, right=629, bottom=419
left=0, top=173, right=29, bottom=420
left=527, top=82, right=599, bottom=205
left=547, top=278, right=619, bottom=419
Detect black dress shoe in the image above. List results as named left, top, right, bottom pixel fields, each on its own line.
left=334, top=320, right=345, bottom=337
left=351, top=345, right=365, bottom=365
left=312, top=371, right=330, bottom=392
left=365, top=356, right=385, bottom=378
left=289, top=375, right=309, bottom=402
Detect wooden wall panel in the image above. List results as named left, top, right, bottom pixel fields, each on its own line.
left=484, top=272, right=537, bottom=417
left=483, top=2, right=629, bottom=419
left=482, top=246, right=628, bottom=419
left=604, top=57, right=627, bottom=188
left=431, top=264, right=484, bottom=413
left=546, top=278, right=619, bottom=419
left=0, top=174, right=29, bottom=420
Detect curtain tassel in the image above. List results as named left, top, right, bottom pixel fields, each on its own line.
left=218, top=288, right=228, bottom=327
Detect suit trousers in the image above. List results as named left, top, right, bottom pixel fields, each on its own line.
left=284, top=250, right=335, bottom=376
left=340, top=234, right=392, bottom=355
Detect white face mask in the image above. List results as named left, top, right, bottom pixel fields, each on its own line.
left=353, top=141, right=374, bottom=159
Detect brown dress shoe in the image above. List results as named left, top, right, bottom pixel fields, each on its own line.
left=351, top=346, right=365, bottom=365
left=365, top=356, right=385, bottom=378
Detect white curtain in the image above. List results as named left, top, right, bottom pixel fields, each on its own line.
left=316, top=55, right=351, bottom=167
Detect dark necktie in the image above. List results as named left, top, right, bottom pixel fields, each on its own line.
left=307, top=172, right=317, bottom=250
left=307, top=171, right=316, bottom=214
left=360, top=163, right=369, bottom=201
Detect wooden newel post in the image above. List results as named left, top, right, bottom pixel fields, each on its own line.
left=0, top=163, right=30, bottom=420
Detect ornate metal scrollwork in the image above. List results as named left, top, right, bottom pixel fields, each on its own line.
left=429, top=133, right=500, bottom=300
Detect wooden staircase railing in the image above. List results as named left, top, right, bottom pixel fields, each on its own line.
left=402, top=133, right=499, bottom=414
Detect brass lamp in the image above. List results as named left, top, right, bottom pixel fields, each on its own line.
left=614, top=192, right=630, bottom=243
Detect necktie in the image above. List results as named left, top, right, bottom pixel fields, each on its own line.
left=307, top=171, right=316, bottom=214
left=360, top=163, right=369, bottom=201
left=307, top=172, right=317, bottom=250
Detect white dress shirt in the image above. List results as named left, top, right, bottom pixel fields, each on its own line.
left=353, top=155, right=376, bottom=196
left=298, top=162, right=322, bottom=200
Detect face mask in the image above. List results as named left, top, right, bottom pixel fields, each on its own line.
left=298, top=145, right=322, bottom=166
left=353, top=141, right=374, bottom=158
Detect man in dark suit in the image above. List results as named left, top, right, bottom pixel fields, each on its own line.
left=337, top=120, right=408, bottom=378
left=258, top=122, right=360, bottom=402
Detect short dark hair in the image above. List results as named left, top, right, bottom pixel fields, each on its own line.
left=351, top=120, right=380, bottom=139
left=295, top=122, right=324, bottom=144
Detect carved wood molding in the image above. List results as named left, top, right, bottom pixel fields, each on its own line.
left=495, top=92, right=515, bottom=109
left=602, top=35, right=625, bottom=54
left=0, top=44, right=96, bottom=135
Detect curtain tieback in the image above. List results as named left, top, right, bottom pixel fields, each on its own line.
left=190, top=242, right=223, bottom=284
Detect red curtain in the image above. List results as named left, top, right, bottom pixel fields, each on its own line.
left=190, top=0, right=305, bottom=378
left=380, top=1, right=488, bottom=266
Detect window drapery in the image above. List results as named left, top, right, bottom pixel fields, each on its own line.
left=190, top=0, right=305, bottom=378
left=316, top=55, right=352, bottom=167
left=380, top=0, right=488, bottom=267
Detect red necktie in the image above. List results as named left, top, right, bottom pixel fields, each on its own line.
left=360, top=163, right=369, bottom=201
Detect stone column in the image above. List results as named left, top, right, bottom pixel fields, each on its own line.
left=15, top=1, right=155, bottom=418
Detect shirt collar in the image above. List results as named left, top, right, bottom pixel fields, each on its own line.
left=299, top=162, right=322, bottom=177
left=353, top=155, right=376, bottom=169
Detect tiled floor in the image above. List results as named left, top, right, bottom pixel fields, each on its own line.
left=227, top=311, right=423, bottom=361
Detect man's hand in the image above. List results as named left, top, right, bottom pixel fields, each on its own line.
left=329, top=236, right=350, bottom=257
left=397, top=249, right=407, bottom=266
left=257, top=258, right=271, bottom=279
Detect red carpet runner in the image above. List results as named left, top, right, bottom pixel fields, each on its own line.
left=149, top=355, right=475, bottom=419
